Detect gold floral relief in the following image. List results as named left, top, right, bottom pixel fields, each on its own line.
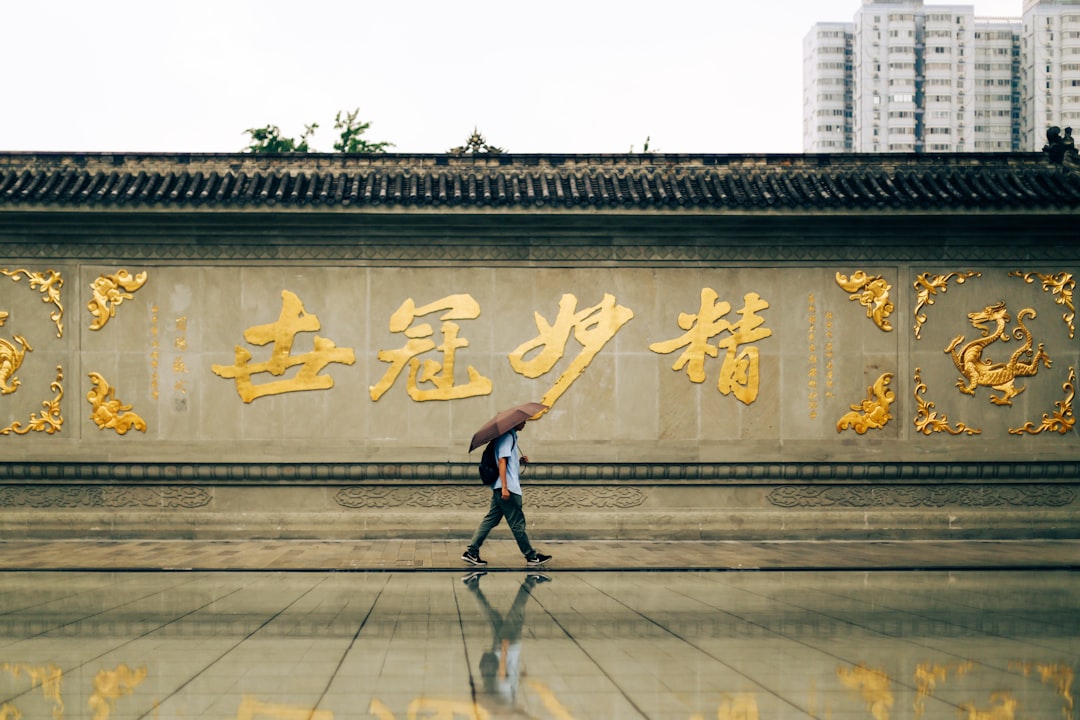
left=913, top=270, right=980, bottom=340
left=0, top=365, right=64, bottom=436
left=913, top=367, right=981, bottom=436
left=88, top=270, right=148, bottom=331
left=0, top=335, right=31, bottom=395
left=1009, top=270, right=1076, bottom=339
left=836, top=271, right=894, bottom=332
left=1009, top=366, right=1076, bottom=436
left=837, top=373, right=895, bottom=434
left=0, top=268, right=64, bottom=338
left=945, top=302, right=1050, bottom=406
left=87, top=373, right=147, bottom=435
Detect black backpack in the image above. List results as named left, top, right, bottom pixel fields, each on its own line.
left=478, top=435, right=515, bottom=485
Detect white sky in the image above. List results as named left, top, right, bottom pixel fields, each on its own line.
left=4, top=0, right=1025, bottom=155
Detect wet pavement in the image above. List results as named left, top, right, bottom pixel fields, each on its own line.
left=0, top=569, right=1076, bottom=719
left=0, top=541, right=1076, bottom=719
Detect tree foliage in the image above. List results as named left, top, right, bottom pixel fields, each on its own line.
left=243, top=108, right=392, bottom=153
left=243, top=123, right=319, bottom=153
left=333, top=109, right=394, bottom=153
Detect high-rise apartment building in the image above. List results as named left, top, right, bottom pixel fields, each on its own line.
left=803, top=23, right=854, bottom=151
left=804, top=0, right=1080, bottom=152
left=1022, top=0, right=1080, bottom=149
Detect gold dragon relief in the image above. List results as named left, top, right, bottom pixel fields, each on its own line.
left=944, top=301, right=1051, bottom=407
left=0, top=334, right=31, bottom=395
left=909, top=268, right=1079, bottom=437
left=913, top=295, right=1077, bottom=436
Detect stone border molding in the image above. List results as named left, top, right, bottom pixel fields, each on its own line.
left=333, top=486, right=648, bottom=509
left=0, top=462, right=1078, bottom=484
left=767, top=485, right=1076, bottom=508
left=0, top=485, right=211, bottom=508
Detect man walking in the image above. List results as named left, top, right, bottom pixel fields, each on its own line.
left=462, top=419, right=551, bottom=567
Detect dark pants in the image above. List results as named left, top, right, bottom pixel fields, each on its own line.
left=468, top=490, right=535, bottom=558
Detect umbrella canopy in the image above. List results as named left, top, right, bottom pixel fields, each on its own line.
left=468, top=402, right=548, bottom=452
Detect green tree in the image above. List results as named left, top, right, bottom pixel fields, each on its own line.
left=243, top=123, right=319, bottom=153
left=243, top=109, right=392, bottom=154
left=333, top=109, right=394, bottom=153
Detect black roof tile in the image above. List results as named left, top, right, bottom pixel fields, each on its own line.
left=0, top=152, right=1078, bottom=212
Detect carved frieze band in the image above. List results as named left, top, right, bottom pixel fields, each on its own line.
left=767, top=485, right=1076, bottom=508
left=6, top=241, right=1080, bottom=265
left=334, top=487, right=648, bottom=509
left=0, top=462, right=1078, bottom=484
left=0, top=486, right=211, bottom=508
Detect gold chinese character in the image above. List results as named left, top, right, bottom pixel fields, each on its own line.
left=212, top=290, right=355, bottom=403
left=509, top=293, right=633, bottom=409
left=174, top=337, right=187, bottom=351
left=172, top=358, right=188, bottom=374
left=650, top=289, right=773, bottom=404
left=370, top=294, right=492, bottom=402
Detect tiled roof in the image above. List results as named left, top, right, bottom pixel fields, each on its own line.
left=0, top=152, right=1078, bottom=212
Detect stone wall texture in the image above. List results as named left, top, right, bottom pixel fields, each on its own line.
left=0, top=151, right=1078, bottom=539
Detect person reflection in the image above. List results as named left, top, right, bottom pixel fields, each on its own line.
left=463, top=571, right=551, bottom=715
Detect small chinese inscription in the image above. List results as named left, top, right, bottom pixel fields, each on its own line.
left=149, top=305, right=160, bottom=400
left=173, top=316, right=189, bottom=412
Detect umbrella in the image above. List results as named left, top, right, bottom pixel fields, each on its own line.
left=468, top=402, right=548, bottom=452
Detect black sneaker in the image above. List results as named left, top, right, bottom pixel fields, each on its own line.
left=462, top=571, right=487, bottom=586
left=526, top=572, right=552, bottom=584
left=526, top=552, right=551, bottom=566
left=462, top=549, right=487, bottom=566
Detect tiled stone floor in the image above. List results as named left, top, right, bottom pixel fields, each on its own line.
left=0, top=567, right=1076, bottom=719
left=0, top=538, right=1076, bottom=570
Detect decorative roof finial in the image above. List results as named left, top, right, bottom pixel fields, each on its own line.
left=1043, top=126, right=1077, bottom=164
left=449, top=128, right=505, bottom=155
